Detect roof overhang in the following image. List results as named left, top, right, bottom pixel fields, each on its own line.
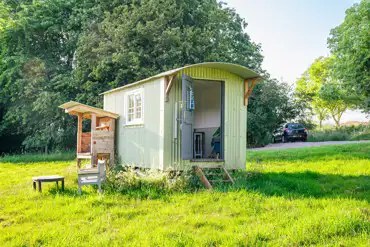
left=101, top=62, right=263, bottom=95
left=59, top=101, right=119, bottom=119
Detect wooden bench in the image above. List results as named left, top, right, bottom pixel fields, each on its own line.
left=32, top=175, right=65, bottom=192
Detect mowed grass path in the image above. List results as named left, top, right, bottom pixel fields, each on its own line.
left=0, top=144, right=369, bottom=246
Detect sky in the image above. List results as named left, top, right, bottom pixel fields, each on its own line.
left=224, top=0, right=368, bottom=124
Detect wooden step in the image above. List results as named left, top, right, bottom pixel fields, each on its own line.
left=194, top=166, right=212, bottom=189
left=193, top=165, right=235, bottom=189
left=206, top=173, right=224, bottom=176
left=209, top=180, right=232, bottom=183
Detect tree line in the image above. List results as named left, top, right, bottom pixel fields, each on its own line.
left=0, top=0, right=367, bottom=153
left=295, top=0, right=369, bottom=128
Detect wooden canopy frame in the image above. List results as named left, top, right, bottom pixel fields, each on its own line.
left=59, top=101, right=119, bottom=119
left=164, top=74, right=178, bottom=102
left=244, top=77, right=263, bottom=106
left=59, top=101, right=119, bottom=167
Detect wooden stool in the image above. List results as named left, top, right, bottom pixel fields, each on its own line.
left=32, top=175, right=65, bottom=192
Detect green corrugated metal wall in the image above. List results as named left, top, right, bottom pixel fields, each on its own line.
left=163, top=67, right=246, bottom=170
left=104, top=78, right=164, bottom=169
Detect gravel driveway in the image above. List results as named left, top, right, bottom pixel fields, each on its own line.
left=248, top=140, right=370, bottom=151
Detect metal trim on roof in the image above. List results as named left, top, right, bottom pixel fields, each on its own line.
left=101, top=62, right=262, bottom=95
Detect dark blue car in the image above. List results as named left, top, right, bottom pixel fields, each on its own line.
left=273, top=123, right=308, bottom=143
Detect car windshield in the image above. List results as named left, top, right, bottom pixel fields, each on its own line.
left=288, top=124, right=304, bottom=129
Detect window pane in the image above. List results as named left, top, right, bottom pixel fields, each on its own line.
left=128, top=108, right=134, bottom=121
left=135, top=94, right=142, bottom=119
left=128, top=95, right=134, bottom=108
left=128, top=95, right=134, bottom=121
left=136, top=109, right=141, bottom=119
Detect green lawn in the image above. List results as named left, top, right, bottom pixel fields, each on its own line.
left=1, top=144, right=369, bottom=246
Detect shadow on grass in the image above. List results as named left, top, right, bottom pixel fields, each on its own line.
left=48, top=185, right=97, bottom=197
left=42, top=171, right=369, bottom=202
left=247, top=143, right=370, bottom=163
left=48, top=187, right=79, bottom=196
left=215, top=171, right=370, bottom=202
left=46, top=185, right=174, bottom=201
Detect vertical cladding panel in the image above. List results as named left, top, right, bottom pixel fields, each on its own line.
left=164, top=67, right=247, bottom=170
left=103, top=78, right=163, bottom=169
left=240, top=107, right=247, bottom=169
left=104, top=94, right=116, bottom=113
left=163, top=84, right=171, bottom=168
left=159, top=78, right=165, bottom=170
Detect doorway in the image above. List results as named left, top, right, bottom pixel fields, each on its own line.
left=192, top=79, right=224, bottom=160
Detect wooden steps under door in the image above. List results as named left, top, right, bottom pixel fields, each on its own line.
left=193, top=165, right=235, bottom=189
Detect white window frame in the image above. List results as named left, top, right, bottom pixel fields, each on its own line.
left=125, top=88, right=144, bottom=126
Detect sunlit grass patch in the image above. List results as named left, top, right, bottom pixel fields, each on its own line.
left=0, top=143, right=369, bottom=246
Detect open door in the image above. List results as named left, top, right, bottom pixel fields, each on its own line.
left=181, top=74, right=194, bottom=160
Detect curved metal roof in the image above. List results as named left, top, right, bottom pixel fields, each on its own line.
left=102, top=62, right=262, bottom=95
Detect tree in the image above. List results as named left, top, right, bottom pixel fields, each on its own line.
left=311, top=97, right=329, bottom=128
left=0, top=0, right=94, bottom=151
left=327, top=0, right=370, bottom=112
left=295, top=56, right=352, bottom=127
left=247, top=78, right=301, bottom=146
left=296, top=57, right=333, bottom=127
left=319, top=82, right=352, bottom=127
left=0, top=0, right=266, bottom=152
left=74, top=0, right=264, bottom=106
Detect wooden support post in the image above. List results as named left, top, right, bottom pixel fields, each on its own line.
left=221, top=166, right=235, bottom=184
left=244, top=77, right=262, bottom=106
left=109, top=119, right=115, bottom=166
left=77, top=113, right=83, bottom=153
left=165, top=74, right=177, bottom=102
left=194, top=166, right=213, bottom=190
left=164, top=75, right=169, bottom=96
left=91, top=114, right=97, bottom=166
left=96, top=117, right=100, bottom=128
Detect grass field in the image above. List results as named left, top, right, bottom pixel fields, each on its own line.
left=0, top=144, right=369, bottom=246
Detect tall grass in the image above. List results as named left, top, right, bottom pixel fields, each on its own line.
left=0, top=143, right=369, bottom=246
left=308, top=124, right=370, bottom=142
left=0, top=151, right=75, bottom=163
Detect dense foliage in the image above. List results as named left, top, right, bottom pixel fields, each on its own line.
left=328, top=0, right=370, bottom=112
left=295, top=0, right=369, bottom=128
left=247, top=79, right=303, bottom=146
left=0, top=0, right=93, bottom=152
left=0, top=0, right=298, bottom=152
left=295, top=56, right=352, bottom=127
